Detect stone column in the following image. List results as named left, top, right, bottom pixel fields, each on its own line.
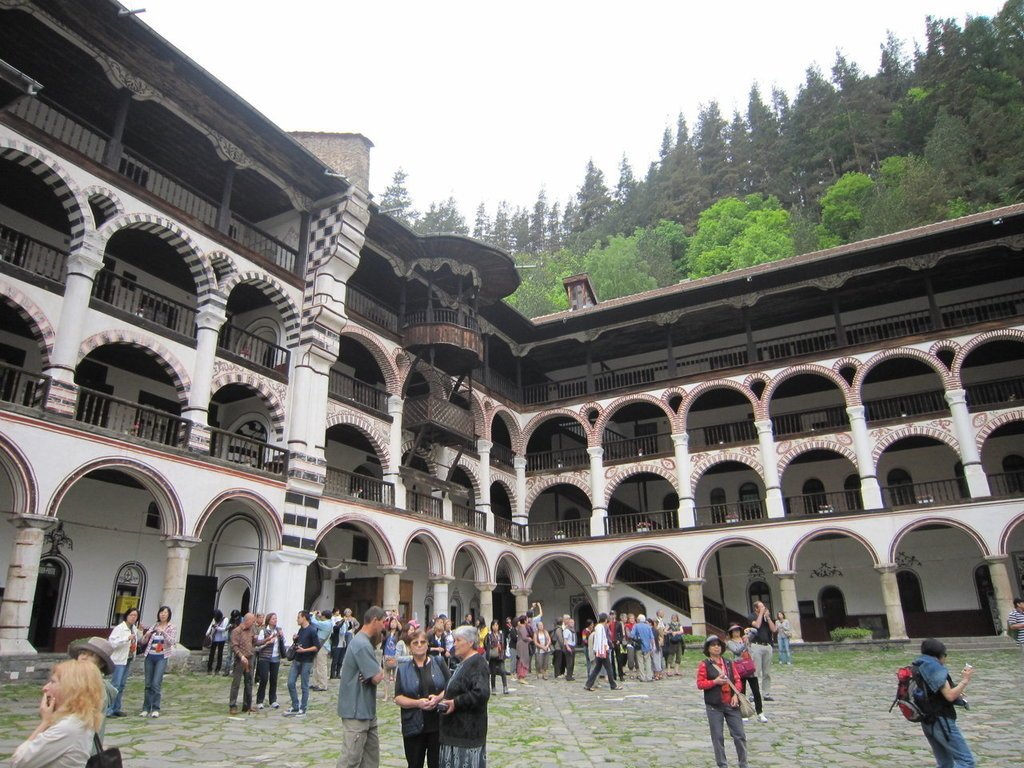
left=846, top=406, right=884, bottom=509
left=183, top=300, right=227, bottom=425
left=387, top=395, right=406, bottom=509
left=513, top=457, right=528, bottom=529
left=875, top=564, right=909, bottom=640
left=160, top=536, right=200, bottom=631
left=46, top=235, right=105, bottom=385
left=592, top=583, right=611, bottom=616
left=475, top=582, right=496, bottom=624
left=755, top=419, right=784, bottom=518
left=0, top=515, right=57, bottom=655
left=946, top=389, right=991, bottom=497
left=476, top=439, right=494, bottom=534
left=380, top=566, right=406, bottom=614
left=684, top=578, right=707, bottom=636
left=261, top=547, right=317, bottom=637
left=672, top=433, right=695, bottom=527
left=431, top=577, right=452, bottom=621
left=985, top=555, right=1015, bottom=635
left=587, top=446, right=606, bottom=536
left=774, top=570, right=803, bottom=643
left=512, top=588, right=531, bottom=617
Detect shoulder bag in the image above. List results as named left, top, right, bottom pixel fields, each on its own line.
left=721, top=661, right=756, bottom=718
left=86, top=734, right=123, bottom=768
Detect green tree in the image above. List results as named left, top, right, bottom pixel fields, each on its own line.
left=491, top=202, right=512, bottom=251
left=414, top=197, right=467, bottom=235
left=818, top=172, right=876, bottom=246
left=472, top=202, right=491, bottom=241
left=378, top=168, right=418, bottom=226
left=582, top=234, right=657, bottom=301
left=635, top=220, right=687, bottom=283
left=688, top=194, right=795, bottom=277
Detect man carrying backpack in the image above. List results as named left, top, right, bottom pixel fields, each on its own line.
left=915, top=638, right=975, bottom=768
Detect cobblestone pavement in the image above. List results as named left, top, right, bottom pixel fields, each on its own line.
left=0, top=648, right=1019, bottom=767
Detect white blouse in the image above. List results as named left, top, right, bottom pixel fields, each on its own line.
left=10, top=715, right=93, bottom=768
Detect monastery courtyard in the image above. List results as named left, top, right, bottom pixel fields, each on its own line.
left=0, top=648, right=1018, bottom=767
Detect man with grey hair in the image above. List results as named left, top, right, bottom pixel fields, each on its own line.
left=229, top=612, right=259, bottom=715
left=629, top=613, right=655, bottom=682
left=337, top=605, right=391, bottom=768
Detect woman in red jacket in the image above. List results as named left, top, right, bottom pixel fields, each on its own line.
left=696, top=636, right=749, bottom=768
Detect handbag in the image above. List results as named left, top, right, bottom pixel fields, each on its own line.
left=733, top=651, right=756, bottom=679
left=86, top=734, right=123, bottom=768
left=728, top=679, right=756, bottom=719
left=286, top=643, right=297, bottom=661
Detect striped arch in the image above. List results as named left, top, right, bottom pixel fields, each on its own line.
left=522, top=408, right=593, bottom=450
left=325, top=409, right=391, bottom=471
left=679, top=379, right=762, bottom=421
left=315, top=512, right=396, bottom=565
left=929, top=338, right=960, bottom=367
left=400, top=439, right=438, bottom=475
left=697, top=536, right=781, bottom=578
left=0, top=428, right=39, bottom=517
left=592, top=392, right=675, bottom=438
left=777, top=441, right=859, bottom=475
left=524, top=551, right=599, bottom=589
left=46, top=457, right=185, bottom=537
left=951, top=329, right=1024, bottom=381
left=0, top=282, right=56, bottom=369
left=208, top=250, right=238, bottom=285
left=192, top=489, right=283, bottom=550
left=98, top=213, right=216, bottom=299
left=399, top=362, right=449, bottom=399
left=853, top=347, right=956, bottom=393
left=488, top=475, right=518, bottom=512
left=451, top=540, right=491, bottom=584
left=403, top=529, right=446, bottom=576
left=210, top=369, right=287, bottom=435
left=605, top=543, right=689, bottom=584
left=889, top=517, right=989, bottom=561
left=787, top=527, right=881, bottom=570
left=691, top=450, right=764, bottom=478
left=975, top=409, right=1024, bottom=453
left=871, top=425, right=960, bottom=463
left=221, top=272, right=301, bottom=345
left=494, top=550, right=526, bottom=589
left=525, top=475, right=593, bottom=512
left=451, top=458, right=482, bottom=499
left=488, top=406, right=523, bottom=455
left=998, top=509, right=1024, bottom=555
left=762, top=363, right=852, bottom=404
left=0, top=139, right=87, bottom=250
left=78, top=330, right=191, bottom=405
left=82, top=185, right=125, bottom=228
left=604, top=463, right=679, bottom=506
left=339, top=328, right=401, bottom=394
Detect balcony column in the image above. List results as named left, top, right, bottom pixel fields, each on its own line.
left=774, top=571, right=804, bottom=643
left=684, top=578, right=707, bottom=636
left=513, top=457, right=528, bottom=528
left=985, top=555, right=1015, bottom=636
left=875, top=564, right=909, bottom=640
left=945, top=388, right=990, bottom=497
left=512, top=588, right=531, bottom=617
left=591, top=583, right=611, bottom=616
left=588, top=446, right=607, bottom=536
left=101, top=88, right=133, bottom=170
left=286, top=344, right=334, bottom=494
left=441, top=493, right=453, bottom=523
left=846, top=406, right=884, bottom=508
left=386, top=396, right=407, bottom=509
left=672, top=433, right=696, bottom=527
left=183, top=300, right=227, bottom=426
left=160, top=536, right=201, bottom=629
left=380, top=566, right=407, bottom=614
left=262, top=548, right=317, bottom=635
left=475, top=582, right=496, bottom=624
left=215, top=161, right=236, bottom=234
left=0, top=515, right=56, bottom=655
left=476, top=439, right=494, bottom=534
left=430, top=577, right=451, bottom=621
left=754, top=419, right=784, bottom=518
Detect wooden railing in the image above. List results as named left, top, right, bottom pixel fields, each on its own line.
left=687, top=419, right=758, bottom=450
left=784, top=490, right=864, bottom=517
left=346, top=286, right=400, bottom=333
left=488, top=443, right=515, bottom=469
left=881, top=479, right=968, bottom=508
left=218, top=323, right=290, bottom=375
left=603, top=430, right=672, bottom=462
left=864, top=389, right=947, bottom=423
left=941, top=291, right=1024, bottom=328
left=616, top=561, right=689, bottom=612
left=324, top=468, right=394, bottom=505
left=92, top=270, right=196, bottom=338
left=452, top=503, right=487, bottom=531
left=327, top=369, right=387, bottom=413
left=76, top=388, right=189, bottom=447
left=0, top=362, right=49, bottom=409
left=527, top=518, right=590, bottom=542
left=772, top=405, right=849, bottom=437
left=403, top=396, right=474, bottom=440
left=604, top=509, right=678, bottom=536
left=693, top=500, right=766, bottom=526
left=229, top=216, right=298, bottom=275
left=965, top=376, right=1024, bottom=410
left=987, top=471, right=1024, bottom=497
left=406, top=490, right=443, bottom=519
left=494, top=517, right=528, bottom=542
left=208, top=426, right=288, bottom=476
left=0, top=223, right=68, bottom=283
left=10, top=95, right=107, bottom=162
left=403, top=308, right=480, bottom=332
left=525, top=446, right=589, bottom=473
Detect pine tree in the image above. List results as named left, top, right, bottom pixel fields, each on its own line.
left=492, top=201, right=512, bottom=252
left=573, top=159, right=613, bottom=233
left=378, top=168, right=418, bottom=226
left=472, top=202, right=491, bottom=241
left=615, top=154, right=637, bottom=204
left=414, top=197, right=468, bottom=235
left=529, top=190, right=548, bottom=253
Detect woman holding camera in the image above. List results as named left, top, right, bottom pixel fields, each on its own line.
left=438, top=625, right=490, bottom=768
left=394, top=628, right=451, bottom=768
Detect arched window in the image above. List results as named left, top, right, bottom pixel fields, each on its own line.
left=843, top=474, right=863, bottom=511
left=710, top=487, right=728, bottom=524
left=739, top=482, right=762, bottom=520
left=802, top=478, right=827, bottom=515
left=748, top=581, right=772, bottom=614
left=886, top=468, right=914, bottom=506
left=953, top=461, right=969, bottom=499
left=896, top=570, right=924, bottom=614
left=109, top=562, right=147, bottom=625
left=1002, top=454, right=1024, bottom=493
left=819, top=586, right=847, bottom=631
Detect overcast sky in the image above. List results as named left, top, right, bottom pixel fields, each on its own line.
left=139, top=1, right=1005, bottom=220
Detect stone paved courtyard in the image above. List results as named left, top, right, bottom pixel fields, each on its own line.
left=1, top=647, right=1019, bottom=767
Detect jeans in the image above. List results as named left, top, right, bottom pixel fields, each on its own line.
left=922, top=718, right=975, bottom=768
left=584, top=654, right=617, bottom=689
left=142, top=654, right=168, bottom=713
left=108, top=662, right=130, bottom=714
left=706, top=704, right=749, bottom=768
left=777, top=635, right=792, bottom=664
left=331, top=645, right=346, bottom=678
left=256, top=658, right=281, bottom=705
left=287, top=658, right=313, bottom=711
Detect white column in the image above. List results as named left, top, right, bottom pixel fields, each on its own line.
left=588, top=446, right=606, bottom=536
left=476, top=582, right=496, bottom=624
left=476, top=439, right=494, bottom=534
left=46, top=235, right=105, bottom=383
left=985, top=555, right=1015, bottom=636
left=755, top=419, right=784, bottom=518
left=261, top=547, right=317, bottom=637
left=431, top=577, right=451, bottom=620
left=381, top=566, right=406, bottom=614
left=774, top=570, right=803, bottom=643
left=387, top=395, right=407, bottom=509
left=183, top=301, right=227, bottom=424
left=684, top=579, right=707, bottom=636
left=0, top=515, right=57, bottom=655
left=875, top=564, right=909, bottom=640
left=591, top=583, right=611, bottom=617
left=672, top=433, right=695, bottom=527
left=945, top=389, right=991, bottom=497
left=846, top=406, right=884, bottom=508
left=512, top=588, right=531, bottom=617
left=160, top=536, right=200, bottom=633
left=513, top=457, right=528, bottom=526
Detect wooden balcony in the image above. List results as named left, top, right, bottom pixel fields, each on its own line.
left=208, top=426, right=288, bottom=477
left=324, top=467, right=394, bottom=506
left=604, top=509, right=679, bottom=536
left=0, top=362, right=49, bottom=410
left=0, top=222, right=67, bottom=285
left=346, top=286, right=399, bottom=334
left=403, top=395, right=474, bottom=445
left=693, top=500, right=766, bottom=526
left=217, top=323, right=290, bottom=380
left=92, top=269, right=196, bottom=340
left=452, top=502, right=487, bottom=532
left=494, top=517, right=527, bottom=542
left=525, top=446, right=589, bottom=473
left=402, top=308, right=482, bottom=373
left=527, top=518, right=590, bottom=542
left=406, top=490, right=443, bottom=520
left=784, top=490, right=864, bottom=517
left=76, top=388, right=190, bottom=448
left=327, top=370, right=386, bottom=414
left=881, top=478, right=968, bottom=508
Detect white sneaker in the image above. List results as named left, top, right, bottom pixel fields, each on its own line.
left=257, top=703, right=264, bottom=710
left=138, top=711, right=149, bottom=717
left=757, top=713, right=769, bottom=723
left=150, top=711, right=160, bottom=719
left=270, top=702, right=280, bottom=709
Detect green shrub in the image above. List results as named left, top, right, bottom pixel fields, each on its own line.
left=830, top=627, right=874, bottom=642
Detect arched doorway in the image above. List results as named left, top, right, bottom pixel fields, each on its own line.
left=973, top=565, right=999, bottom=635
left=819, top=586, right=847, bottom=632
left=29, top=557, right=67, bottom=651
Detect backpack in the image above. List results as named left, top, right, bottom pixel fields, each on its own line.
left=890, top=662, right=937, bottom=723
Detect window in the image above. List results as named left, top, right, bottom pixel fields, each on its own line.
left=802, top=478, right=827, bottom=515
left=710, top=487, right=728, bottom=523
left=109, top=562, right=146, bottom=625
left=843, top=474, right=863, bottom=511
left=896, top=570, right=924, bottom=613
left=1003, top=454, right=1024, bottom=493
left=739, top=482, right=762, bottom=520
left=748, top=581, right=772, bottom=614
left=886, top=468, right=915, bottom=506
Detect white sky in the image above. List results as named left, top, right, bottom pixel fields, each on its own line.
left=138, top=1, right=1006, bottom=220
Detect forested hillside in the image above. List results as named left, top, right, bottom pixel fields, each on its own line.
left=380, top=2, right=1024, bottom=318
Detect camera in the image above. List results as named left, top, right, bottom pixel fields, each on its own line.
left=436, top=701, right=450, bottom=714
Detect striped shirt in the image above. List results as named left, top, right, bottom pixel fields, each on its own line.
left=1008, top=608, right=1024, bottom=645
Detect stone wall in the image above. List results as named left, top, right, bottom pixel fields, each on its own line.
left=290, top=132, right=373, bottom=191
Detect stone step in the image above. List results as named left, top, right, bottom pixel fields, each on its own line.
left=932, top=635, right=1018, bottom=652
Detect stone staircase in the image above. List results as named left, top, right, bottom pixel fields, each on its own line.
left=932, top=635, right=1018, bottom=652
